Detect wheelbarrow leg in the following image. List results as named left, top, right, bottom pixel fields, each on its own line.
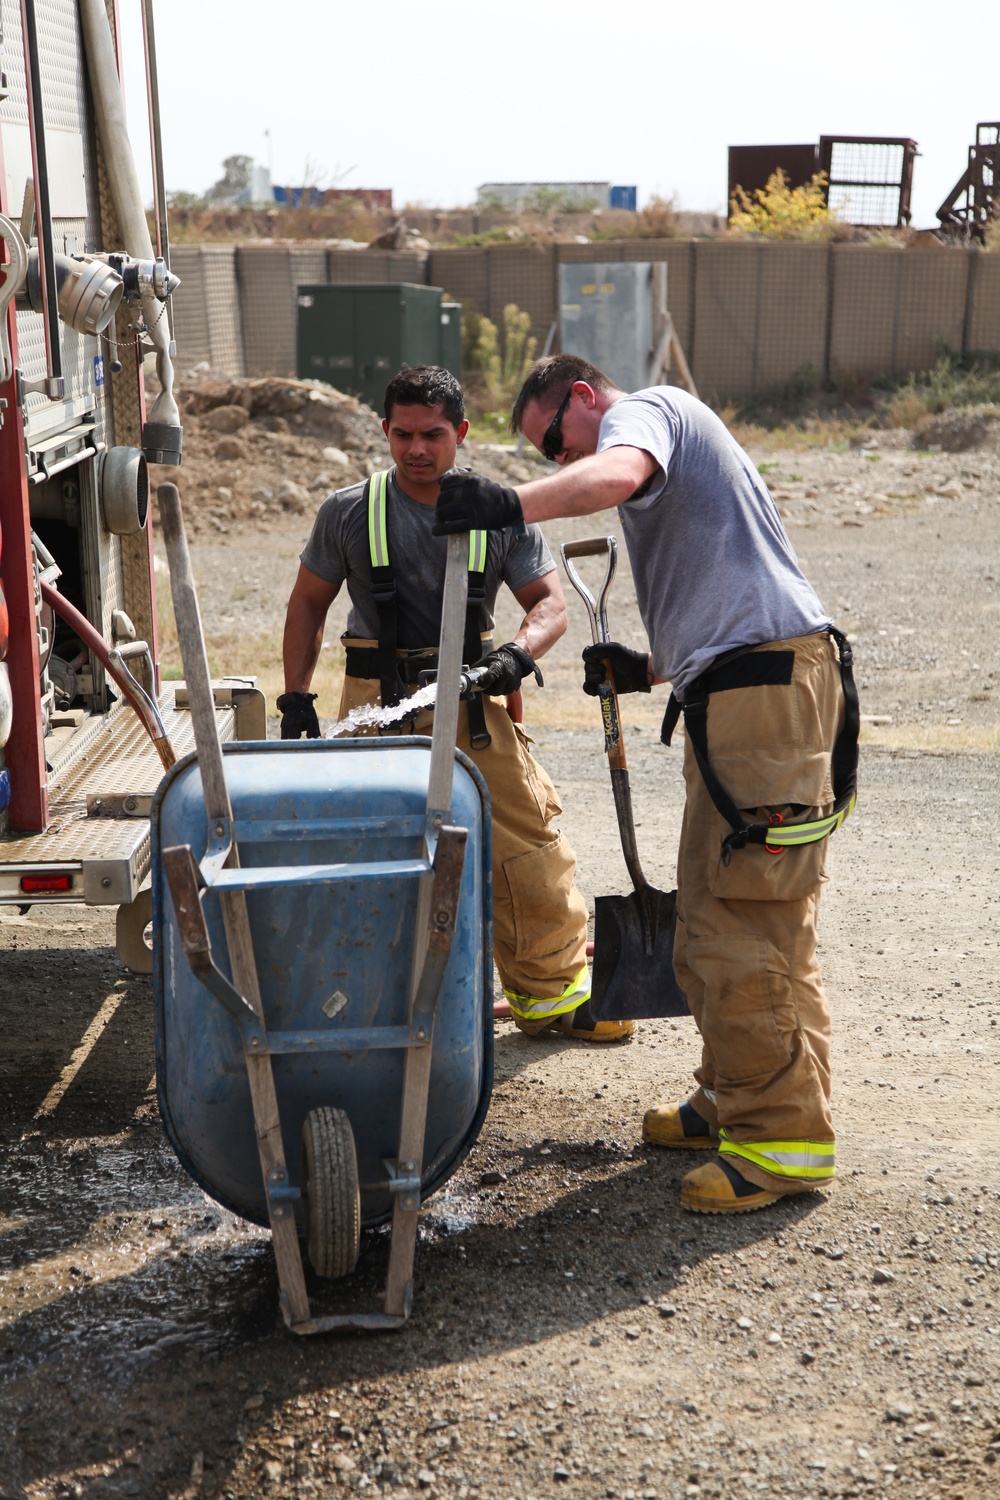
left=159, top=482, right=312, bottom=1330
left=384, top=823, right=467, bottom=1317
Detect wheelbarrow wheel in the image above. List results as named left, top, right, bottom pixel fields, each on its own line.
left=301, top=1107, right=360, bottom=1279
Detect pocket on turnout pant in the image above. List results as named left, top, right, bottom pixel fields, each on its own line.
left=686, top=932, right=796, bottom=1082
left=502, top=833, right=585, bottom=965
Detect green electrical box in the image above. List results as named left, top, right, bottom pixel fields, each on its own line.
left=296, top=284, right=463, bottom=411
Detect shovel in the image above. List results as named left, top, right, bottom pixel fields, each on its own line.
left=560, top=537, right=689, bottom=1021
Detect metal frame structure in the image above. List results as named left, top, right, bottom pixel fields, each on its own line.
left=817, top=136, right=918, bottom=228
left=937, top=123, right=1000, bottom=240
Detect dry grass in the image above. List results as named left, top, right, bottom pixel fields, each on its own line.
left=156, top=590, right=345, bottom=715
left=859, top=721, right=999, bottom=754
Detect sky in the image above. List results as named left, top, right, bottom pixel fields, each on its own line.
left=119, top=0, right=996, bottom=230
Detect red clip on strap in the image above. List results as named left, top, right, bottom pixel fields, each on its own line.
left=765, top=811, right=784, bottom=856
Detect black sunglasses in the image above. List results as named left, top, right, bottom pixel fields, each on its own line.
left=542, top=385, right=574, bottom=461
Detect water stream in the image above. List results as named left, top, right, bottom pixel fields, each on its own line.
left=324, top=680, right=439, bottom=738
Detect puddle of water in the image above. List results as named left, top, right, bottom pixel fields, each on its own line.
left=325, top=681, right=439, bottom=739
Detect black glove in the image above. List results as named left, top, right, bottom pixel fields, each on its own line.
left=276, top=690, right=321, bottom=739
left=433, top=468, right=524, bottom=535
left=582, top=642, right=651, bottom=696
left=474, top=643, right=543, bottom=697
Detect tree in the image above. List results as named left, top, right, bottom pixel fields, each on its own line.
left=206, top=155, right=254, bottom=205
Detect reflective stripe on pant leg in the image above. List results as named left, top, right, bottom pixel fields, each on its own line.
left=719, top=1127, right=836, bottom=1182
left=503, top=963, right=591, bottom=1023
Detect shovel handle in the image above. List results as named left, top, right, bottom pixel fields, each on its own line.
left=559, top=536, right=617, bottom=646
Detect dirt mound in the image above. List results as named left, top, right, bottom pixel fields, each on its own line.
left=157, top=374, right=547, bottom=535
left=911, top=403, right=1000, bottom=452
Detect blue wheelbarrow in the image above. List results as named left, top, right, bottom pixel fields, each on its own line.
left=152, top=483, right=492, bottom=1334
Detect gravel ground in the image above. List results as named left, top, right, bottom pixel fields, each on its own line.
left=1, top=408, right=998, bottom=1500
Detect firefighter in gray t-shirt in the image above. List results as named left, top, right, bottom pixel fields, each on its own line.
left=433, top=355, right=859, bottom=1217
left=279, top=365, right=632, bottom=1043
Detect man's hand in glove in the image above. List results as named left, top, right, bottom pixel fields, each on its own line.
left=434, top=468, right=524, bottom=535
left=582, top=642, right=651, bottom=696
left=474, top=643, right=544, bottom=697
left=276, top=690, right=321, bottom=739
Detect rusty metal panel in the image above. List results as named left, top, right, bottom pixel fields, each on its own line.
left=819, top=136, right=918, bottom=228
left=728, top=145, right=819, bottom=216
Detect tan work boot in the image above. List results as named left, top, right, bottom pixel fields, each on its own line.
left=680, top=1158, right=781, bottom=1214
left=514, top=999, right=634, bottom=1043
left=643, top=1099, right=719, bottom=1149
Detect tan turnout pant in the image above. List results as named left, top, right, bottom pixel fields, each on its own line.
left=338, top=642, right=589, bottom=1015
left=672, top=632, right=847, bottom=1194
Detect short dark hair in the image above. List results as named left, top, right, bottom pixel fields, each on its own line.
left=384, top=365, right=464, bottom=427
left=510, top=355, right=619, bottom=435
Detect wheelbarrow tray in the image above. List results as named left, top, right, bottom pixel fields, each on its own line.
left=151, top=737, right=493, bottom=1230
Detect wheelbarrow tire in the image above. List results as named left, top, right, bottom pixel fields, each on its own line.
left=301, top=1107, right=360, bottom=1279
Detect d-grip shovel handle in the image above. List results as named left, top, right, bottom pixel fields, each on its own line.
left=560, top=536, right=627, bottom=769
left=560, top=537, right=647, bottom=893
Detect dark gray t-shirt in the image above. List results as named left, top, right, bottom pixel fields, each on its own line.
left=597, top=388, right=831, bottom=690
left=300, top=469, right=554, bottom=647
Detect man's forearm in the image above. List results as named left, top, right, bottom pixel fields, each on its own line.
left=511, top=594, right=565, bottom=661
left=282, top=597, right=328, bottom=692
left=515, top=448, right=653, bottom=524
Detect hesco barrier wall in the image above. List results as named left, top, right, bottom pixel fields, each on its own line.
left=170, top=241, right=1000, bottom=401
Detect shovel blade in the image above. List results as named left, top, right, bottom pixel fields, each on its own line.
left=590, top=886, right=690, bottom=1021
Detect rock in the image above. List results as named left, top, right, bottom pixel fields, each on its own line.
left=250, top=486, right=274, bottom=503
left=479, top=1170, right=506, bottom=1185
left=331, top=1454, right=355, bottom=1473
left=934, top=479, right=964, bottom=498
left=873, top=1267, right=895, bottom=1284
left=553, top=1467, right=571, bottom=1482
left=309, top=472, right=333, bottom=492
left=214, top=437, right=246, bottom=461
left=417, top=1471, right=435, bottom=1488
left=263, top=1461, right=283, bottom=1482
left=800, top=1350, right=817, bottom=1365
left=204, top=404, right=249, bottom=434
left=658, top=1304, right=677, bottom=1318
left=254, top=414, right=290, bottom=435
left=736, top=1317, right=753, bottom=1330
left=624, top=1324, right=642, bottom=1340
left=217, top=485, right=232, bottom=501
left=322, top=446, right=351, bottom=467
left=885, top=1405, right=913, bottom=1423
left=244, top=1394, right=264, bottom=1411
left=277, top=480, right=309, bottom=513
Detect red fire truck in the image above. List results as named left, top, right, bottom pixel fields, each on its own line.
left=0, top=0, right=261, bottom=970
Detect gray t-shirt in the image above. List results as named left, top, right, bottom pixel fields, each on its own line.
left=597, top=388, right=831, bottom=690
left=300, top=469, right=554, bottom=647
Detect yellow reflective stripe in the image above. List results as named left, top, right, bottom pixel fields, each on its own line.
left=367, top=470, right=390, bottom=567
left=762, top=792, right=857, bottom=847
left=503, top=963, right=591, bottom=1021
left=468, top=530, right=487, bottom=574
left=719, top=1128, right=836, bottom=1181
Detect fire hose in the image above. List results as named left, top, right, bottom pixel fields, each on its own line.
left=39, top=579, right=176, bottom=771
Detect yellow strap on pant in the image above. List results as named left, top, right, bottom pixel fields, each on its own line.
left=503, top=963, right=591, bottom=1022
left=719, top=1128, right=836, bottom=1182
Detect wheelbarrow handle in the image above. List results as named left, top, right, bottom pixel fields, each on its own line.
left=559, top=536, right=617, bottom=646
